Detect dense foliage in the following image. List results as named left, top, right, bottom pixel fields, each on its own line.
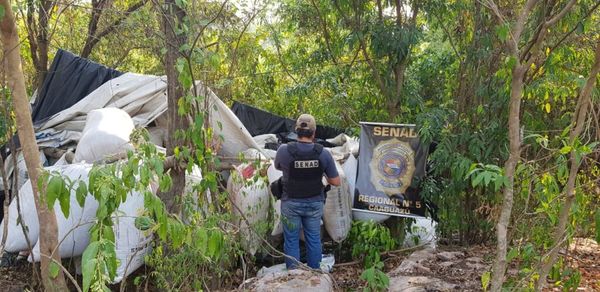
left=0, top=0, right=598, bottom=290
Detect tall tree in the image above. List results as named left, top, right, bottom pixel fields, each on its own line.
left=535, top=40, right=600, bottom=290
left=486, top=0, right=577, bottom=290
left=0, top=1, right=67, bottom=290
left=334, top=0, right=421, bottom=121
left=156, top=0, right=188, bottom=213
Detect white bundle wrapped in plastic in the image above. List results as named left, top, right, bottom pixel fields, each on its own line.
left=29, top=163, right=97, bottom=262
left=403, top=217, right=437, bottom=249
left=323, top=161, right=352, bottom=243
left=21, top=163, right=152, bottom=283
left=74, top=108, right=134, bottom=163
left=112, top=190, right=153, bottom=283
left=70, top=189, right=152, bottom=284
left=228, top=163, right=270, bottom=255
left=0, top=179, right=40, bottom=252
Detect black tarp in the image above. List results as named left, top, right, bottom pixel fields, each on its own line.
left=31, top=49, right=123, bottom=124
left=231, top=101, right=344, bottom=139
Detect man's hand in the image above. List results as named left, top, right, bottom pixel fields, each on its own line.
left=326, top=176, right=341, bottom=187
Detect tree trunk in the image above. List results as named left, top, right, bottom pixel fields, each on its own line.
left=490, top=64, right=525, bottom=292
left=35, top=0, right=53, bottom=91
left=535, top=41, right=600, bottom=291
left=81, top=0, right=148, bottom=59
left=0, top=1, right=67, bottom=290
left=157, top=0, right=188, bottom=213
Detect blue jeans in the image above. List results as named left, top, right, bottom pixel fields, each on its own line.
left=281, top=200, right=323, bottom=269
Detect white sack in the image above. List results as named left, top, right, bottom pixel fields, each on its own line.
left=261, top=149, right=277, bottom=160
left=228, top=164, right=269, bottom=255
left=242, top=148, right=268, bottom=161
left=403, top=217, right=437, bottom=249
left=326, top=134, right=352, bottom=146
left=327, top=134, right=359, bottom=156
left=29, top=163, right=97, bottom=262
left=3, top=151, right=47, bottom=191
left=323, top=161, right=352, bottom=243
left=74, top=108, right=134, bottom=163
left=70, top=190, right=153, bottom=284
left=112, top=190, right=153, bottom=283
left=267, top=164, right=283, bottom=236
left=184, top=166, right=212, bottom=218
left=0, top=180, right=40, bottom=252
left=342, top=154, right=358, bottom=195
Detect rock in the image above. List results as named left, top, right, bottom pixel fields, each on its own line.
left=239, top=269, right=333, bottom=292
left=388, top=276, right=458, bottom=292
left=465, top=261, right=487, bottom=271
left=436, top=251, right=465, bottom=262
left=391, top=260, right=432, bottom=274
left=408, top=248, right=437, bottom=263
left=389, top=248, right=436, bottom=275
left=439, top=261, right=455, bottom=268
left=465, top=257, right=483, bottom=263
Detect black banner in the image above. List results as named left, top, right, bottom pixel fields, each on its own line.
left=353, top=123, right=428, bottom=218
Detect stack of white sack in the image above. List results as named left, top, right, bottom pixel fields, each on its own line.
left=228, top=163, right=270, bottom=255
left=74, top=108, right=134, bottom=163
left=0, top=163, right=152, bottom=283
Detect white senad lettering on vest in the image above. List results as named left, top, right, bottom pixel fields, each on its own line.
left=294, top=160, right=319, bottom=168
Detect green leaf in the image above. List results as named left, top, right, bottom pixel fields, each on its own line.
left=82, top=258, right=97, bottom=292
left=0, top=6, right=5, bottom=20
left=482, top=172, right=492, bottom=186
left=82, top=241, right=100, bottom=292
left=495, top=23, right=510, bottom=41
left=49, top=261, right=60, bottom=279
left=559, top=146, right=572, bottom=154
left=507, top=248, right=518, bottom=262
left=575, top=22, right=584, bottom=34
left=58, top=185, right=70, bottom=218
left=76, top=182, right=88, bottom=207
left=83, top=241, right=100, bottom=266
left=207, top=232, right=222, bottom=259
left=102, top=241, right=118, bottom=279
left=472, top=173, right=484, bottom=187
left=46, top=175, right=65, bottom=210
left=135, top=216, right=154, bottom=231
left=481, top=271, right=491, bottom=292
left=194, top=228, right=208, bottom=255
left=493, top=176, right=503, bottom=191
left=103, top=225, right=115, bottom=243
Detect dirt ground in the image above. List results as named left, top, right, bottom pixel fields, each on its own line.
left=1, top=238, right=598, bottom=291
left=561, top=238, right=600, bottom=291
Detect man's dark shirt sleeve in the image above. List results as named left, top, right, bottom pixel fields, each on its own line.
left=274, top=144, right=287, bottom=171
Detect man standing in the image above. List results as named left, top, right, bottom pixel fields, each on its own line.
left=274, top=114, right=341, bottom=269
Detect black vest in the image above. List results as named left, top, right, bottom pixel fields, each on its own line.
left=284, top=142, right=324, bottom=199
